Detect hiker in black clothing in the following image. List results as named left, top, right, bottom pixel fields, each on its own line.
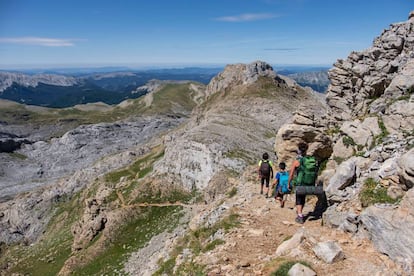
left=288, top=142, right=318, bottom=224
left=258, top=152, right=274, bottom=197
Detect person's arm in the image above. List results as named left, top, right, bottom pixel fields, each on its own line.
left=288, top=160, right=299, bottom=188
left=258, top=160, right=262, bottom=178
left=270, top=165, right=274, bottom=179
left=272, top=172, right=279, bottom=188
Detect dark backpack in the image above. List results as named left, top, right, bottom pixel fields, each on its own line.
left=296, top=156, right=318, bottom=186
left=279, top=171, right=290, bottom=193
left=259, top=160, right=271, bottom=176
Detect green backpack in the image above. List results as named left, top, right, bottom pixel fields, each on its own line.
left=296, top=156, right=318, bottom=186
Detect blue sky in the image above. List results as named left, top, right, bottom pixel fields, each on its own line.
left=0, top=0, right=412, bottom=69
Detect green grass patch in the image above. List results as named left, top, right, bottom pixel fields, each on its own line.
left=72, top=206, right=183, bottom=275
left=7, top=152, right=28, bottom=159
left=271, top=260, right=312, bottom=276
left=155, top=212, right=240, bottom=275
left=371, top=116, right=390, bottom=148
left=342, top=135, right=356, bottom=147
left=174, top=262, right=206, bottom=276
left=359, top=178, right=400, bottom=207
left=226, top=187, right=237, bottom=198
left=104, top=148, right=164, bottom=183
left=325, top=126, right=340, bottom=136
left=149, top=83, right=198, bottom=115
left=130, top=186, right=195, bottom=205
left=264, top=130, right=276, bottom=139
left=224, top=148, right=253, bottom=163
left=3, top=192, right=82, bottom=276
left=202, top=239, right=225, bottom=252
left=333, top=156, right=345, bottom=165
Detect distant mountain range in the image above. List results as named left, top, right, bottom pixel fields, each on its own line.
left=287, top=71, right=329, bottom=92
left=0, top=66, right=329, bottom=107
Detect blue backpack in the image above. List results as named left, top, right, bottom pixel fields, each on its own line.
left=278, top=171, right=290, bottom=194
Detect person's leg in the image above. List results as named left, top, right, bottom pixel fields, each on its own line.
left=265, top=176, right=270, bottom=197
left=281, top=193, right=287, bottom=208
left=260, top=177, right=264, bottom=194
left=295, top=194, right=306, bottom=223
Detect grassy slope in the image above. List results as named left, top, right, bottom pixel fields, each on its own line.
left=0, top=82, right=203, bottom=274
left=0, top=82, right=201, bottom=138
left=0, top=145, right=195, bottom=275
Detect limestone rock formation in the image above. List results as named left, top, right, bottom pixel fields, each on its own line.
left=0, top=117, right=184, bottom=201
left=205, top=60, right=277, bottom=97
left=326, top=12, right=414, bottom=123
left=315, top=11, right=414, bottom=273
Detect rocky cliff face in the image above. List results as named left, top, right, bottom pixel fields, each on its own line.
left=275, top=11, right=414, bottom=273
left=0, top=72, right=78, bottom=92
left=326, top=12, right=414, bottom=122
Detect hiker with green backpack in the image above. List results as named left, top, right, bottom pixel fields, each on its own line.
left=288, top=142, right=318, bottom=224
left=272, top=162, right=290, bottom=208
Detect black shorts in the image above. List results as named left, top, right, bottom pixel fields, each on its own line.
left=296, top=194, right=306, bottom=206
left=261, top=176, right=271, bottom=187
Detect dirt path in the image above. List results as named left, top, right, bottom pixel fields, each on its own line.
left=197, top=168, right=402, bottom=275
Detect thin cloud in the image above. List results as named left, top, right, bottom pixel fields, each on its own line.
left=264, top=48, right=300, bottom=51
left=215, top=13, right=279, bottom=22
left=0, top=37, right=79, bottom=47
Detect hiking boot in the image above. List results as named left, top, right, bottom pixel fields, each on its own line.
left=295, top=216, right=304, bottom=224
left=280, top=200, right=285, bottom=208
left=260, top=190, right=263, bottom=195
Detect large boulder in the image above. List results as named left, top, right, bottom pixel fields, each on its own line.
left=398, top=148, right=414, bottom=189
left=274, top=113, right=332, bottom=168
left=360, top=187, right=414, bottom=272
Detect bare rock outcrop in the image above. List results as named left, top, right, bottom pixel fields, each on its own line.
left=360, top=187, right=414, bottom=272
left=71, top=187, right=111, bottom=251
left=315, top=11, right=414, bottom=273
left=274, top=110, right=332, bottom=168
left=205, top=60, right=278, bottom=97
left=0, top=116, right=184, bottom=201
left=326, top=12, right=414, bottom=122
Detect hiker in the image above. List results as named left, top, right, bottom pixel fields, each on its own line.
left=288, top=142, right=318, bottom=224
left=258, top=152, right=274, bottom=197
left=272, top=162, right=290, bottom=208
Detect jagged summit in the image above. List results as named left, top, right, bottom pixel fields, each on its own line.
left=205, top=60, right=282, bottom=96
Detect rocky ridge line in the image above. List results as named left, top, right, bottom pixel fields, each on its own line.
left=276, top=11, right=414, bottom=273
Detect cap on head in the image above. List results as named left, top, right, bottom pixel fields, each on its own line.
left=262, top=152, right=269, bottom=160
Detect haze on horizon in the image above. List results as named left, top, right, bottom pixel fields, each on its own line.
left=0, top=0, right=412, bottom=70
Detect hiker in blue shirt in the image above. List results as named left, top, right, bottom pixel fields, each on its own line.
left=272, top=162, right=290, bottom=208
left=258, top=152, right=274, bottom=197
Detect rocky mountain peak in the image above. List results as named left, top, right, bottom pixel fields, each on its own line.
left=205, top=60, right=280, bottom=96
